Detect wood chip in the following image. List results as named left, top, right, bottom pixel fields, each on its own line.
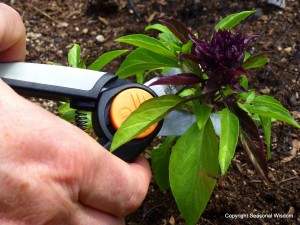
left=287, top=206, right=295, bottom=215
left=281, top=139, right=299, bottom=162
left=291, top=111, right=300, bottom=119
left=247, top=169, right=255, bottom=175
left=146, top=12, right=157, bottom=23
left=268, top=170, right=276, bottom=182
left=235, top=160, right=244, bottom=174
left=292, top=139, right=300, bottom=149
left=169, top=216, right=175, bottom=225
left=98, top=16, right=109, bottom=25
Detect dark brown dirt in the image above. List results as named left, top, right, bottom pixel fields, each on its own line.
left=3, top=0, right=300, bottom=224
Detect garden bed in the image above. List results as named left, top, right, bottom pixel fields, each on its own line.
left=5, top=0, right=300, bottom=224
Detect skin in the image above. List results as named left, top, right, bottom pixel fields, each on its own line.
left=0, top=3, right=151, bottom=225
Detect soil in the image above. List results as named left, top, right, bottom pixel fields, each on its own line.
left=3, top=0, right=300, bottom=224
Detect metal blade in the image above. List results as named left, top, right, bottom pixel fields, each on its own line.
left=158, top=110, right=195, bottom=136
left=143, top=68, right=221, bottom=136
left=158, top=111, right=221, bottom=136
left=143, top=68, right=183, bottom=96
left=0, top=62, right=106, bottom=91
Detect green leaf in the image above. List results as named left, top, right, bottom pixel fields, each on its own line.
left=151, top=136, right=177, bottom=191
left=193, top=100, right=212, bottom=129
left=260, top=116, right=272, bottom=159
left=135, top=71, right=145, bottom=84
left=116, top=34, right=176, bottom=59
left=179, top=89, right=195, bottom=98
left=78, top=56, right=89, bottom=69
left=245, top=90, right=256, bottom=104
left=242, top=53, right=269, bottom=69
left=58, top=103, right=76, bottom=122
left=219, top=108, right=239, bottom=174
left=239, top=89, right=255, bottom=104
left=116, top=48, right=179, bottom=78
left=170, top=121, right=219, bottom=225
left=181, top=40, right=193, bottom=54
left=68, top=44, right=81, bottom=67
left=158, top=33, right=182, bottom=51
left=88, top=50, right=128, bottom=71
left=110, top=95, right=185, bottom=151
left=243, top=95, right=300, bottom=128
left=215, top=10, right=256, bottom=31
left=244, top=52, right=251, bottom=62
left=240, top=75, right=249, bottom=89
left=47, top=62, right=62, bottom=66
left=145, top=23, right=172, bottom=34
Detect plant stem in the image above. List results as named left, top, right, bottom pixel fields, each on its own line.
left=219, top=90, right=231, bottom=110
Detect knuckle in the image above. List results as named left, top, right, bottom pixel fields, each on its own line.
left=122, top=187, right=145, bottom=215
left=120, top=173, right=148, bottom=216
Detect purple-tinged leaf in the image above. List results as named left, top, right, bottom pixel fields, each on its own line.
left=243, top=34, right=258, bottom=47
left=229, top=83, right=247, bottom=92
left=150, top=73, right=204, bottom=86
left=179, top=53, right=202, bottom=64
left=160, top=18, right=195, bottom=44
left=232, top=104, right=268, bottom=180
left=202, top=80, right=221, bottom=94
left=227, top=68, right=251, bottom=77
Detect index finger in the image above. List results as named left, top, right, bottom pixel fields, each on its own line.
left=0, top=3, right=26, bottom=62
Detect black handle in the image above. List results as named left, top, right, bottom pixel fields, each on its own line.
left=92, top=83, right=163, bottom=162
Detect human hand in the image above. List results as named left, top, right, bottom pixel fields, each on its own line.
left=0, top=3, right=151, bottom=225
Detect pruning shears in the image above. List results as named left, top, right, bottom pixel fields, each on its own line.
left=0, top=62, right=197, bottom=162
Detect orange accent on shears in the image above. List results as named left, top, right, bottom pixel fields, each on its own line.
left=109, top=88, right=158, bottom=139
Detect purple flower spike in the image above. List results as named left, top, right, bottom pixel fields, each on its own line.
left=182, top=29, right=257, bottom=93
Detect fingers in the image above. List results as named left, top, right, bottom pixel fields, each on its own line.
left=0, top=3, right=26, bottom=62
left=0, top=77, right=151, bottom=218
left=0, top=4, right=150, bottom=217
left=78, top=146, right=151, bottom=217
left=75, top=205, right=125, bottom=225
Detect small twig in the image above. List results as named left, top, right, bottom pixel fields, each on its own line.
left=202, top=218, right=216, bottom=225
left=279, top=176, right=299, bottom=184
left=249, top=180, right=262, bottom=183
left=141, top=204, right=164, bottom=221
left=31, top=4, right=61, bottom=25
left=67, top=10, right=81, bottom=19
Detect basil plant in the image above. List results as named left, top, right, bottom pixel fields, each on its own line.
left=110, top=11, right=299, bottom=225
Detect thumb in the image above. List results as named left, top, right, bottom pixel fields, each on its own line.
left=0, top=3, right=26, bottom=62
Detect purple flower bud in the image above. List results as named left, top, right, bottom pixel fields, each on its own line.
left=181, top=29, right=257, bottom=93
